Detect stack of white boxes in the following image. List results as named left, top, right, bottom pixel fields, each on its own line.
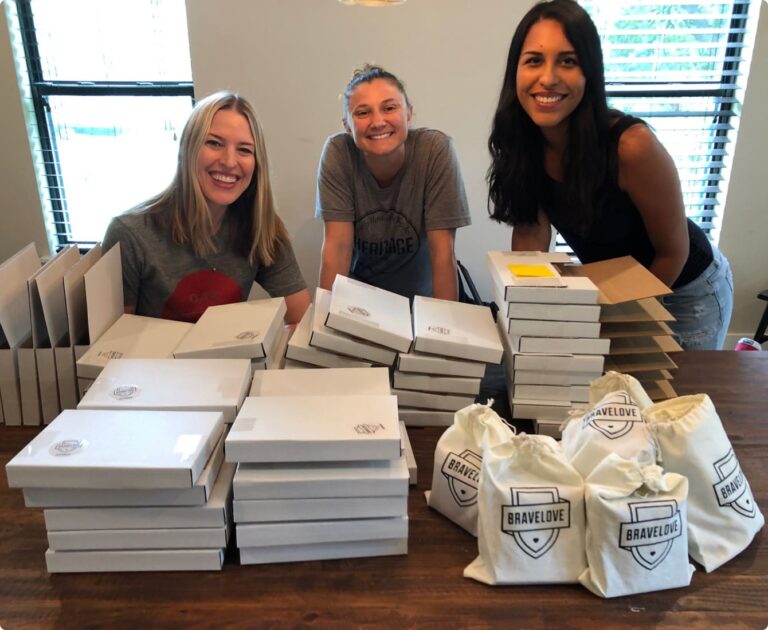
left=173, top=298, right=289, bottom=370
left=227, top=368, right=410, bottom=564
left=5, top=409, right=231, bottom=572
left=488, top=251, right=606, bottom=436
left=395, top=296, right=503, bottom=427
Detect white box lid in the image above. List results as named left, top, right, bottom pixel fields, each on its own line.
left=226, top=395, right=401, bottom=463
left=6, top=409, right=225, bottom=489
left=412, top=296, right=502, bottom=364
left=76, top=314, right=193, bottom=379
left=249, top=367, right=390, bottom=397
left=326, top=276, right=412, bottom=353
left=77, top=358, right=251, bottom=423
left=172, top=298, right=286, bottom=359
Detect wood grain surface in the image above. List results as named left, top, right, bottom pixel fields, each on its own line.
left=0, top=351, right=765, bottom=629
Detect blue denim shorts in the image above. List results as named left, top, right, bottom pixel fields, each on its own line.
left=661, top=247, right=734, bottom=350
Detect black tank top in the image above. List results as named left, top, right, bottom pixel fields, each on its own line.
left=541, top=115, right=712, bottom=289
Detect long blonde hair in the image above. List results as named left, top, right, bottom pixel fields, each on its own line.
left=139, top=91, right=288, bottom=266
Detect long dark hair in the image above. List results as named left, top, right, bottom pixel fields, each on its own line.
left=487, top=0, right=610, bottom=232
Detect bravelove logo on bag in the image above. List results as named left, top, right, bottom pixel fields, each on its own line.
left=619, top=499, right=682, bottom=570
left=712, top=448, right=757, bottom=518
left=581, top=391, right=642, bottom=439
left=441, top=449, right=481, bottom=507
left=501, top=487, right=571, bottom=559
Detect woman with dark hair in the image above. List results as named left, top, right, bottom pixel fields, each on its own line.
left=103, top=91, right=310, bottom=324
left=488, top=0, right=733, bottom=349
left=316, top=64, right=471, bottom=300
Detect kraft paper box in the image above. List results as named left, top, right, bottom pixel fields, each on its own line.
left=173, top=297, right=286, bottom=360
left=393, top=371, right=481, bottom=396
left=397, top=350, right=486, bottom=378
left=23, top=430, right=226, bottom=508
left=239, top=538, right=407, bottom=565
left=78, top=358, right=251, bottom=423
left=236, top=514, right=408, bottom=547
left=326, top=276, right=413, bottom=353
left=76, top=314, right=193, bottom=379
left=310, top=288, right=397, bottom=366
left=233, top=495, right=407, bottom=523
left=398, top=408, right=455, bottom=427
left=45, top=548, right=224, bottom=573
left=43, top=463, right=234, bottom=531
left=412, top=296, right=503, bottom=364
left=6, top=409, right=225, bottom=489
left=392, top=388, right=474, bottom=412
left=506, top=318, right=601, bottom=339
left=249, top=366, right=390, bottom=397
left=233, top=455, right=409, bottom=500
left=226, top=395, right=401, bottom=463
left=0, top=244, right=42, bottom=426
left=286, top=304, right=372, bottom=369
left=47, top=526, right=228, bottom=551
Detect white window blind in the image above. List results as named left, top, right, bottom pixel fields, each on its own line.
left=5, top=0, right=194, bottom=249
left=579, top=0, right=760, bottom=243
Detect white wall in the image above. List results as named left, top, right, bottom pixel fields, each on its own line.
left=0, top=0, right=50, bottom=261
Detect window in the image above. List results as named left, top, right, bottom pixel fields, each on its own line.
left=579, top=0, right=760, bottom=244
left=5, top=0, right=194, bottom=249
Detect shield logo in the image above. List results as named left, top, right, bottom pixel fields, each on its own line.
left=581, top=391, right=641, bottom=440
left=619, top=500, right=682, bottom=571
left=713, top=449, right=757, bottom=518
left=501, top=487, right=570, bottom=559
left=441, top=449, right=482, bottom=507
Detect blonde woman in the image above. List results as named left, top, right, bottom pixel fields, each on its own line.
left=103, top=91, right=310, bottom=324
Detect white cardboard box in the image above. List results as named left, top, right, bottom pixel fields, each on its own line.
left=239, top=538, right=407, bottom=565
left=508, top=334, right=610, bottom=356
left=511, top=369, right=600, bottom=386
left=282, top=358, right=317, bottom=369
left=397, top=351, right=486, bottom=378
left=510, top=352, right=605, bottom=373
left=393, top=371, right=481, bottom=396
left=398, top=408, right=455, bottom=427
left=43, top=463, right=235, bottom=531
left=249, top=367, right=390, bottom=397
left=392, top=388, right=474, bottom=412
left=172, top=298, right=286, bottom=360
left=326, top=276, right=412, bottom=353
left=226, top=395, right=401, bottom=463
left=236, top=515, right=408, bottom=547
left=47, top=526, right=228, bottom=551
left=506, top=318, right=601, bottom=339
left=310, top=288, right=396, bottom=366
left=45, top=548, right=224, bottom=573
left=6, top=409, right=225, bottom=489
left=286, top=304, right=372, bottom=369
left=233, top=495, right=407, bottom=523
left=23, top=430, right=226, bottom=508
left=76, top=314, right=193, bottom=379
left=486, top=251, right=571, bottom=288
left=511, top=383, right=589, bottom=403
left=77, top=358, right=251, bottom=423
left=400, top=421, right=417, bottom=485
left=233, top=455, right=409, bottom=500
left=534, top=419, right=563, bottom=439
left=412, top=296, right=502, bottom=364
left=510, top=400, right=573, bottom=422
left=501, top=301, right=601, bottom=322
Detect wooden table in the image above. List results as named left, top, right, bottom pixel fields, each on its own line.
left=1, top=351, right=766, bottom=628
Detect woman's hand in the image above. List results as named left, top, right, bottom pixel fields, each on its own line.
left=319, top=221, right=354, bottom=290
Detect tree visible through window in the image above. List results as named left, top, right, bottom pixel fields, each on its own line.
left=7, top=0, right=194, bottom=248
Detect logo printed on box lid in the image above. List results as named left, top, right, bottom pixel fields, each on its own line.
left=347, top=306, right=370, bottom=318
left=98, top=350, right=124, bottom=360
left=111, top=384, right=140, bottom=400
left=354, top=423, right=385, bottom=435
left=49, top=439, right=88, bottom=457
left=428, top=325, right=451, bottom=336
left=235, top=330, right=260, bottom=341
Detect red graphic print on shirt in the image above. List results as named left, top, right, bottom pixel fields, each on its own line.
left=162, top=270, right=243, bottom=322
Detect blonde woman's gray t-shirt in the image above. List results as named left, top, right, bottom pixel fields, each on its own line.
left=315, top=128, right=471, bottom=299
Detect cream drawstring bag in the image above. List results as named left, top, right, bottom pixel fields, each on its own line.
left=589, top=371, right=653, bottom=409
left=561, top=390, right=658, bottom=479
left=464, top=433, right=587, bottom=585
left=426, top=401, right=515, bottom=535
left=579, top=455, right=694, bottom=598
left=644, top=394, right=764, bottom=572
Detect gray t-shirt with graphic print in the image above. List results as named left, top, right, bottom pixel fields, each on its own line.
left=315, top=127, right=471, bottom=299
left=102, top=211, right=306, bottom=322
